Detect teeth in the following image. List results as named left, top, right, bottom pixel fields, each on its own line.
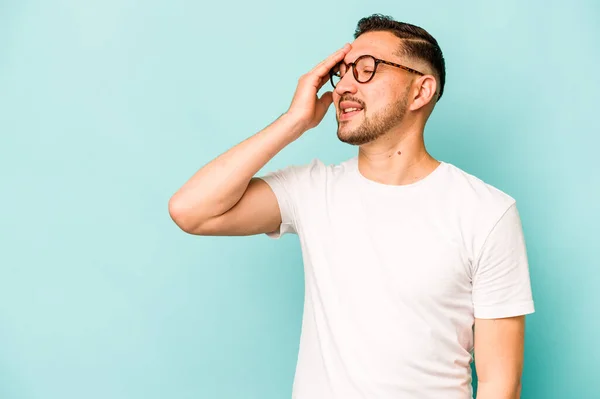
left=344, top=107, right=361, bottom=113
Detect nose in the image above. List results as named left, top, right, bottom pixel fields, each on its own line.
left=334, top=69, right=358, bottom=97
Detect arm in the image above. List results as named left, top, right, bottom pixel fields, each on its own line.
left=168, top=44, right=351, bottom=235
left=168, top=115, right=302, bottom=235
left=474, top=315, right=526, bottom=399
left=471, top=203, right=535, bottom=398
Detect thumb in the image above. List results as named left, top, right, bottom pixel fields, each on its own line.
left=314, top=91, right=333, bottom=122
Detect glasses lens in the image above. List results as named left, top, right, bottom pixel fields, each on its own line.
left=330, top=62, right=346, bottom=87
left=355, top=56, right=376, bottom=83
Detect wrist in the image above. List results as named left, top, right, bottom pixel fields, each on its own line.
left=279, top=112, right=309, bottom=140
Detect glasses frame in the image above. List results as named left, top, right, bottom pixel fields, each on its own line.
left=329, top=54, right=425, bottom=88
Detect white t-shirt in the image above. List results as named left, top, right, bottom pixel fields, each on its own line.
left=259, top=156, right=535, bottom=399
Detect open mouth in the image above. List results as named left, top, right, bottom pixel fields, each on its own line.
left=339, top=102, right=364, bottom=121
left=340, top=108, right=362, bottom=120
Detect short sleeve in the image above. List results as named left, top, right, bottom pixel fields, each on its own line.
left=472, top=203, right=535, bottom=319
left=258, top=166, right=297, bottom=239
left=258, top=159, right=320, bottom=239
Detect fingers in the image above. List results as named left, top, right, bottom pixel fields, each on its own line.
left=316, top=74, right=331, bottom=92
left=309, top=43, right=351, bottom=83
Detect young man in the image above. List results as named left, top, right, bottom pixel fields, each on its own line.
left=169, top=14, right=535, bottom=399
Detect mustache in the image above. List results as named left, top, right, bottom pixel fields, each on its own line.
left=338, top=96, right=365, bottom=108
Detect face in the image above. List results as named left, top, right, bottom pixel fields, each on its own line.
left=332, top=31, right=415, bottom=146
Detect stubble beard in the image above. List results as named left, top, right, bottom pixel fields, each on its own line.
left=337, top=89, right=410, bottom=146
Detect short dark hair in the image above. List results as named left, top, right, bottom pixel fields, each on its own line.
left=354, top=14, right=446, bottom=101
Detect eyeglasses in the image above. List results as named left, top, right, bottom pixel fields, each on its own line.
left=329, top=54, right=424, bottom=88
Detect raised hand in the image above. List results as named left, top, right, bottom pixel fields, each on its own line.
left=286, top=43, right=351, bottom=132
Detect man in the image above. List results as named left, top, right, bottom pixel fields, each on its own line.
left=168, top=14, right=535, bottom=399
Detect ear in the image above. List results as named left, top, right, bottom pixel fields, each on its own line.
left=409, top=75, right=438, bottom=111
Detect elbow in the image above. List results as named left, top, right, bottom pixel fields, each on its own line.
left=168, top=197, right=202, bottom=234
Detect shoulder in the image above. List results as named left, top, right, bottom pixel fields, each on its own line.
left=262, top=156, right=356, bottom=184
left=299, top=156, right=356, bottom=175
left=441, top=161, right=516, bottom=218
left=438, top=162, right=523, bottom=258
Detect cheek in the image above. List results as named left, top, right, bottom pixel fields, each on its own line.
left=366, top=84, right=405, bottom=113
left=364, top=88, right=391, bottom=113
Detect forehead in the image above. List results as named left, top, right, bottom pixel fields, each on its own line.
left=346, top=31, right=401, bottom=62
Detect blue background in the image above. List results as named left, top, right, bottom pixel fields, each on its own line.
left=1, top=1, right=598, bottom=398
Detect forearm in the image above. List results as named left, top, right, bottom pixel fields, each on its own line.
left=168, top=113, right=304, bottom=231
left=476, top=379, right=521, bottom=399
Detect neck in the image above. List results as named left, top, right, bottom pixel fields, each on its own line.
left=357, top=126, right=440, bottom=186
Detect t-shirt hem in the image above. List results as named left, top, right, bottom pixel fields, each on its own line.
left=257, top=175, right=294, bottom=239
left=474, top=301, right=535, bottom=319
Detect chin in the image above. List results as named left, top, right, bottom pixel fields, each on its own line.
left=337, top=128, right=370, bottom=146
